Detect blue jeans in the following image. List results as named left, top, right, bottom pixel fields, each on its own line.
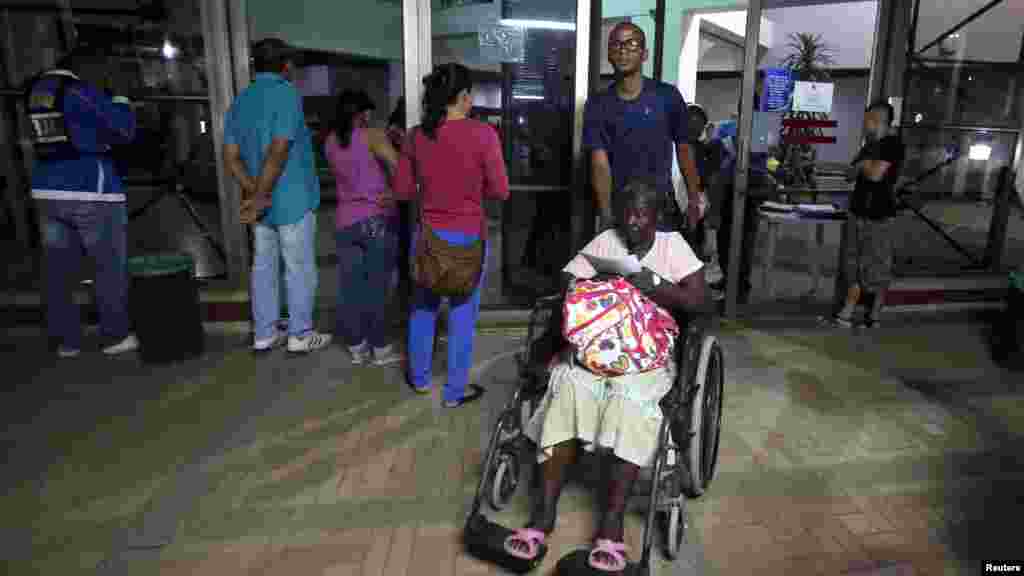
left=408, top=228, right=486, bottom=402
left=252, top=210, right=317, bottom=341
left=42, top=200, right=129, bottom=349
left=335, top=216, right=397, bottom=349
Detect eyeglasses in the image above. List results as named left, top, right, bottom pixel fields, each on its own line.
left=609, top=38, right=644, bottom=53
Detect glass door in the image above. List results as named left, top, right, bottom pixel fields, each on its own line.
left=430, top=0, right=584, bottom=307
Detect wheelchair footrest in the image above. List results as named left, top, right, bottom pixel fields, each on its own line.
left=464, top=513, right=547, bottom=574
left=555, top=549, right=643, bottom=575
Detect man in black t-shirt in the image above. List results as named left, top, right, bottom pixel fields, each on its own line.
left=831, top=101, right=904, bottom=328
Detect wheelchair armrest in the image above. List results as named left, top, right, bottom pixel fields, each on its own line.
left=661, top=309, right=712, bottom=415
left=535, top=293, right=563, bottom=307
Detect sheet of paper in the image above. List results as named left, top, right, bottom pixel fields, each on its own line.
left=582, top=253, right=643, bottom=276
left=796, top=203, right=839, bottom=213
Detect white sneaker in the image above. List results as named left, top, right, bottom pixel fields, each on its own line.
left=372, top=345, right=403, bottom=367
left=103, top=334, right=139, bottom=355
left=348, top=341, right=371, bottom=365
left=58, top=346, right=81, bottom=358
left=253, top=329, right=286, bottom=352
left=287, top=331, right=332, bottom=354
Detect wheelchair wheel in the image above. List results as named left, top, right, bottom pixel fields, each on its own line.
left=488, top=450, right=520, bottom=511
left=681, top=336, right=724, bottom=499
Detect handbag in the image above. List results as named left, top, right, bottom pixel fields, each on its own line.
left=562, top=278, right=678, bottom=377
left=408, top=129, right=484, bottom=299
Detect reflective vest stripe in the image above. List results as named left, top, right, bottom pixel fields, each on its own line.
left=31, top=189, right=126, bottom=202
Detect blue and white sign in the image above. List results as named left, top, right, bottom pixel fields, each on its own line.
left=792, top=81, right=835, bottom=115
left=761, top=68, right=792, bottom=113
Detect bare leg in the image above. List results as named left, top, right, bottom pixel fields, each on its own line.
left=528, top=440, right=576, bottom=533
left=504, top=441, right=577, bottom=558
left=596, top=456, right=641, bottom=543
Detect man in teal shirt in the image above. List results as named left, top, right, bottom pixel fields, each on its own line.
left=224, top=38, right=331, bottom=354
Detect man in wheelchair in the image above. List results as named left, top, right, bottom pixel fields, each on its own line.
left=505, top=178, right=708, bottom=572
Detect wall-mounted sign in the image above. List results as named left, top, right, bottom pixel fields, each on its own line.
left=792, top=81, right=834, bottom=115
left=479, top=22, right=525, bottom=63
left=760, top=68, right=792, bottom=113
left=441, top=0, right=494, bottom=9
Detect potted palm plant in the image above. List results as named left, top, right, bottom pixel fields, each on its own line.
left=778, top=32, right=836, bottom=188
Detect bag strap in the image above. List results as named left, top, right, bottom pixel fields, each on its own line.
left=410, top=128, right=425, bottom=230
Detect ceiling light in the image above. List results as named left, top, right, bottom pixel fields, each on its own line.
left=499, top=19, right=575, bottom=31
left=969, top=144, right=991, bottom=161
left=162, top=39, right=179, bottom=60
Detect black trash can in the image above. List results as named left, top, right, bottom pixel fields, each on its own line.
left=128, top=253, right=205, bottom=364
left=993, top=270, right=1024, bottom=369
left=1008, top=271, right=1024, bottom=361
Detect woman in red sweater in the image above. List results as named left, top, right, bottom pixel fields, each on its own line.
left=393, top=63, right=509, bottom=407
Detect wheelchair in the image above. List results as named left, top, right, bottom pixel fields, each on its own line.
left=463, top=292, right=725, bottom=575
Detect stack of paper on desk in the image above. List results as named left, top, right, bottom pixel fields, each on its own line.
left=761, top=201, right=795, bottom=212
left=795, top=203, right=840, bottom=214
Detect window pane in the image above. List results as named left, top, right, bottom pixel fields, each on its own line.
left=914, top=0, right=1023, bottom=63
left=0, top=0, right=223, bottom=283
left=904, top=62, right=1021, bottom=129
left=893, top=127, right=1019, bottom=275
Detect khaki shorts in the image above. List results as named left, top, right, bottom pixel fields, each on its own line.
left=842, top=217, right=894, bottom=292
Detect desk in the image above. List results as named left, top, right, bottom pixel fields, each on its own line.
left=759, top=205, right=847, bottom=299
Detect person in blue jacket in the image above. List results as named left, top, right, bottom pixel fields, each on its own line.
left=27, top=50, right=138, bottom=358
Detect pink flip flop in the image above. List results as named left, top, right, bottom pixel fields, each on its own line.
left=503, top=528, right=546, bottom=561
left=588, top=539, right=629, bottom=573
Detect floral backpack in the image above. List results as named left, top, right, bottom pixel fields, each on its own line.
left=562, top=278, right=679, bottom=377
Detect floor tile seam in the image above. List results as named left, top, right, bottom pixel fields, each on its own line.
left=95, top=363, right=379, bottom=572
left=247, top=407, right=439, bottom=480
left=214, top=398, right=436, bottom=480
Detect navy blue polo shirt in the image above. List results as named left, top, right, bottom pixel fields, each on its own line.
left=583, top=78, right=689, bottom=207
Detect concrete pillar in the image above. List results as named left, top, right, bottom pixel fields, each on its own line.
left=201, top=0, right=246, bottom=285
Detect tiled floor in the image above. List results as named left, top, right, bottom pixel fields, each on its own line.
left=1, top=316, right=1021, bottom=575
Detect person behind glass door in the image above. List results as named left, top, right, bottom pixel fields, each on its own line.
left=583, top=22, right=706, bottom=234
left=387, top=97, right=413, bottom=320
left=224, top=38, right=332, bottom=354
left=392, top=63, right=510, bottom=408
left=828, top=101, right=903, bottom=328
left=686, top=103, right=726, bottom=261
left=325, top=89, right=402, bottom=366
left=27, top=49, right=139, bottom=358
left=710, top=77, right=771, bottom=303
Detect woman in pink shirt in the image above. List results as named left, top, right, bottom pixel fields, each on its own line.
left=325, top=90, right=402, bottom=366
left=393, top=63, right=510, bottom=407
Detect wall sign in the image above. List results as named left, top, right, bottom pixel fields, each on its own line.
left=792, top=81, right=834, bottom=115
left=760, top=68, right=792, bottom=113
left=479, top=22, right=525, bottom=63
